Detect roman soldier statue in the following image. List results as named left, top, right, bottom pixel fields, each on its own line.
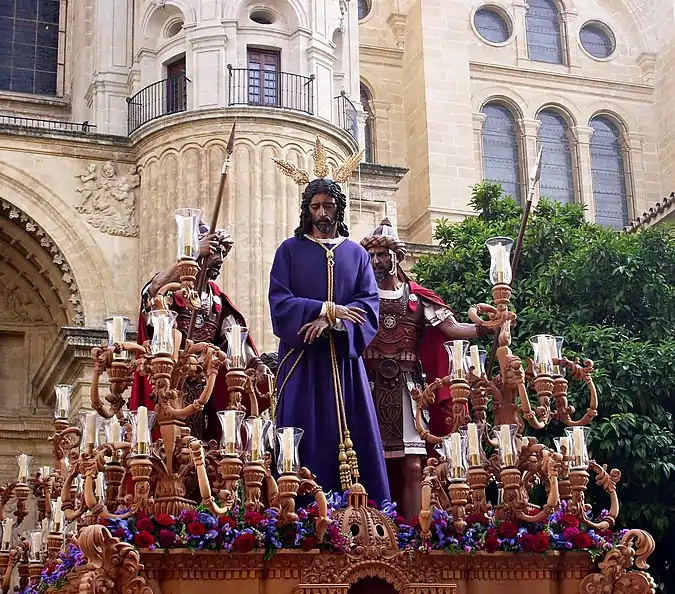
left=360, top=219, right=489, bottom=519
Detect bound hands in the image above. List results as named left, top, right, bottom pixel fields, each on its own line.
left=298, top=305, right=368, bottom=344
left=199, top=230, right=233, bottom=258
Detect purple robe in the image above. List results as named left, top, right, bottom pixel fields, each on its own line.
left=269, top=236, right=390, bottom=504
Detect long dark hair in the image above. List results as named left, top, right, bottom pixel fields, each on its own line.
left=294, top=178, right=349, bottom=239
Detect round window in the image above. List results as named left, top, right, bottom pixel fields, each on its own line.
left=357, top=0, right=371, bottom=21
left=165, top=20, right=184, bottom=38
left=250, top=8, right=276, bottom=25
left=473, top=6, right=511, bottom=44
left=580, top=21, right=616, bottom=59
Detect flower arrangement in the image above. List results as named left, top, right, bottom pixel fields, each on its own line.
left=22, top=544, right=87, bottom=594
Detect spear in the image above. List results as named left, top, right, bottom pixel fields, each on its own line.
left=486, top=146, right=543, bottom=376
left=186, top=120, right=237, bottom=340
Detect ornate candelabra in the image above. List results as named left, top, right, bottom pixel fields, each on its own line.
left=417, top=236, right=620, bottom=538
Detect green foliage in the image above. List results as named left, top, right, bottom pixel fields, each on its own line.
left=413, top=181, right=675, bottom=589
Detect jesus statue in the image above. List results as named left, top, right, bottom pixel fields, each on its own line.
left=269, top=140, right=389, bottom=504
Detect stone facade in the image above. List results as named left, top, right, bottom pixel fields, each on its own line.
left=0, top=0, right=672, bottom=481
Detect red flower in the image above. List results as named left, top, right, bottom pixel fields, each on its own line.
left=158, top=529, right=176, bottom=548
left=498, top=522, right=518, bottom=539
left=244, top=511, right=265, bottom=527
left=300, top=536, right=318, bottom=551
left=563, top=526, right=580, bottom=541
left=484, top=536, right=500, bottom=553
left=155, top=514, right=175, bottom=527
left=597, top=529, right=613, bottom=540
left=181, top=510, right=198, bottom=523
left=410, top=516, right=420, bottom=527
left=219, top=516, right=237, bottom=529
left=560, top=514, right=580, bottom=528
left=572, top=532, right=593, bottom=550
left=134, top=531, right=155, bottom=548
left=465, top=513, right=488, bottom=526
left=486, top=528, right=498, bottom=539
left=113, top=527, right=126, bottom=539
left=187, top=521, right=206, bottom=536
left=533, top=532, right=550, bottom=553
left=394, top=515, right=409, bottom=525
left=233, top=533, right=256, bottom=553
left=367, top=499, right=378, bottom=508
left=519, top=533, right=536, bottom=552
left=136, top=517, right=154, bottom=532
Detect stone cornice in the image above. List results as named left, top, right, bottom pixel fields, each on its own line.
left=0, top=127, right=131, bottom=154
left=358, top=162, right=408, bottom=183
left=359, top=44, right=404, bottom=68
left=470, top=62, right=653, bottom=98
left=0, top=413, right=55, bottom=441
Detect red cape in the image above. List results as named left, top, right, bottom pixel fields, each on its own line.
left=409, top=281, right=452, bottom=439
left=129, top=281, right=261, bottom=425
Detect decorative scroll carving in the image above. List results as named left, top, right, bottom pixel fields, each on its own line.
left=75, top=162, right=140, bottom=238
left=579, top=529, right=657, bottom=594
left=0, top=200, right=84, bottom=325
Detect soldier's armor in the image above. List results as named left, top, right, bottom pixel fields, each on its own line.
left=364, top=284, right=426, bottom=455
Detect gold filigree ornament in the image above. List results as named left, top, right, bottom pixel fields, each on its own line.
left=272, top=137, right=364, bottom=185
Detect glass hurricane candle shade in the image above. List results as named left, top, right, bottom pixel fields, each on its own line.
left=245, top=416, right=271, bottom=462
left=105, top=315, right=131, bottom=360
left=174, top=208, right=202, bottom=260
left=16, top=454, right=32, bottom=484
left=51, top=497, right=65, bottom=534
left=565, top=426, right=591, bottom=469
left=103, top=416, right=125, bottom=445
left=529, top=334, right=555, bottom=376
left=223, top=325, right=248, bottom=367
left=493, top=424, right=518, bottom=467
left=0, top=518, right=12, bottom=551
left=464, top=422, right=485, bottom=467
left=444, top=340, right=469, bottom=380
left=78, top=411, right=103, bottom=452
left=276, top=427, right=304, bottom=475
left=485, top=237, right=514, bottom=285
left=550, top=335, right=564, bottom=376
left=439, top=432, right=467, bottom=479
left=53, top=384, right=73, bottom=420
left=217, top=410, right=246, bottom=455
left=148, top=310, right=178, bottom=356
left=128, top=407, right=156, bottom=456
left=465, top=346, right=486, bottom=377
left=27, top=530, right=43, bottom=561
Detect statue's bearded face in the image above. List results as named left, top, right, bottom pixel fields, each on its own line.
left=368, top=248, right=392, bottom=284
left=309, top=192, right=337, bottom=234
left=206, top=253, right=224, bottom=280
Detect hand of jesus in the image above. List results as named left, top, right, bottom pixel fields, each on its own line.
left=198, top=233, right=221, bottom=257
left=298, top=317, right=331, bottom=344
left=334, top=305, right=367, bottom=325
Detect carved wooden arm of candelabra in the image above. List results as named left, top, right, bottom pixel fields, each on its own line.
left=419, top=458, right=452, bottom=539
left=549, top=357, right=598, bottom=426
left=0, top=539, right=28, bottom=594
left=0, top=481, right=32, bottom=528
left=154, top=258, right=201, bottom=311
left=564, top=459, right=621, bottom=531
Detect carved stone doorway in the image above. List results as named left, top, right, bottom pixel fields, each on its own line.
left=0, top=200, right=81, bottom=481
left=349, top=577, right=399, bottom=594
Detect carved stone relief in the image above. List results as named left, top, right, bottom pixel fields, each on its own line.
left=0, top=275, right=47, bottom=323
left=75, top=162, right=140, bottom=238
left=0, top=200, right=84, bottom=325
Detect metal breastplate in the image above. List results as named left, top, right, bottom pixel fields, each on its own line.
left=175, top=290, right=220, bottom=344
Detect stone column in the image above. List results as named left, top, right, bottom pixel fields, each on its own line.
left=186, top=26, right=228, bottom=109
left=626, top=132, right=646, bottom=221
left=573, top=125, right=595, bottom=220
left=518, top=118, right=541, bottom=200
left=307, top=44, right=337, bottom=121
left=473, top=113, right=487, bottom=183
left=563, top=9, right=581, bottom=71
left=513, top=1, right=529, bottom=64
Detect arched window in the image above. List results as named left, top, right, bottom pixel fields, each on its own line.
left=589, top=116, right=629, bottom=229
left=481, top=103, right=523, bottom=202
left=526, top=0, right=564, bottom=64
left=360, top=84, right=375, bottom=163
left=537, top=110, right=575, bottom=204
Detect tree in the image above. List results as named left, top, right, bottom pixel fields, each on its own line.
left=413, top=182, right=675, bottom=590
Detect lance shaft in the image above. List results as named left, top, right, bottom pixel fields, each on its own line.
left=486, top=147, right=542, bottom=376
left=187, top=121, right=236, bottom=340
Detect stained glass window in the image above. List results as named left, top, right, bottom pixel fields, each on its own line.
left=481, top=103, right=523, bottom=202
left=537, top=110, right=575, bottom=204
left=0, top=0, right=61, bottom=95
left=590, top=116, right=628, bottom=229
left=526, top=0, right=564, bottom=64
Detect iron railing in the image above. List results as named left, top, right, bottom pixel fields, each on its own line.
left=126, top=75, right=189, bottom=134
left=0, top=115, right=96, bottom=133
left=334, top=91, right=358, bottom=140
left=227, top=65, right=314, bottom=115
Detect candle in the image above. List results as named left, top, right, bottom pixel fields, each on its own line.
left=495, top=242, right=505, bottom=283
left=230, top=324, right=242, bottom=364
left=2, top=518, right=13, bottom=549
left=469, top=345, right=481, bottom=375
left=181, top=216, right=193, bottom=257
left=467, top=423, right=480, bottom=466
left=96, top=474, right=105, bottom=498
left=223, top=410, right=236, bottom=454
left=573, top=427, right=584, bottom=459
left=549, top=336, right=560, bottom=374
left=30, top=531, right=42, bottom=556
left=41, top=518, right=49, bottom=544
left=85, top=412, right=97, bottom=447
left=40, top=466, right=51, bottom=479
left=55, top=387, right=70, bottom=419
left=53, top=497, right=64, bottom=532
left=499, top=425, right=514, bottom=466
left=110, top=418, right=121, bottom=443
left=112, top=316, right=124, bottom=343
left=559, top=436, right=570, bottom=457
left=251, top=417, right=262, bottom=461
left=17, top=454, right=28, bottom=483
left=537, top=335, right=549, bottom=374
left=137, top=406, right=148, bottom=454
left=450, top=432, right=462, bottom=471
left=282, top=427, right=294, bottom=473
left=452, top=341, right=463, bottom=378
